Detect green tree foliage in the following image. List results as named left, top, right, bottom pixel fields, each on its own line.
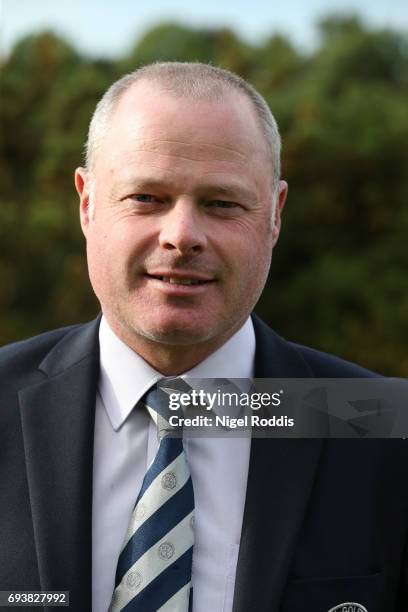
left=0, top=32, right=116, bottom=339
left=256, top=17, right=408, bottom=375
left=119, top=22, right=253, bottom=74
left=0, top=18, right=407, bottom=374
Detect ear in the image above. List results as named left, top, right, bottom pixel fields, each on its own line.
left=271, top=180, right=288, bottom=247
left=75, top=167, right=92, bottom=236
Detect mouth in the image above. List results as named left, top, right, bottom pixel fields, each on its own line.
left=144, top=272, right=215, bottom=292
left=149, top=275, right=211, bottom=286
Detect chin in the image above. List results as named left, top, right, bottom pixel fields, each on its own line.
left=138, top=316, right=219, bottom=346
left=143, top=326, right=212, bottom=346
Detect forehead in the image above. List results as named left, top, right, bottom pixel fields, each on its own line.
left=96, top=81, right=270, bottom=174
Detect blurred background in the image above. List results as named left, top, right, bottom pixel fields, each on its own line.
left=0, top=0, right=407, bottom=375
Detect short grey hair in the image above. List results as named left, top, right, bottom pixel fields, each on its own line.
left=85, top=62, right=282, bottom=209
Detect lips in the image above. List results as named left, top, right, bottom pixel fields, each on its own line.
left=153, top=276, right=208, bottom=285
left=146, top=272, right=214, bottom=286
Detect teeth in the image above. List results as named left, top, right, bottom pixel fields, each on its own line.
left=161, top=276, right=202, bottom=285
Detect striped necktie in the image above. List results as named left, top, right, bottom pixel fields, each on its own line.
left=109, top=382, right=195, bottom=612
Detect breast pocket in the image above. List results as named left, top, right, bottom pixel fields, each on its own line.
left=280, top=572, right=384, bottom=612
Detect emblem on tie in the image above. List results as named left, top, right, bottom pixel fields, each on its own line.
left=328, top=603, right=368, bottom=612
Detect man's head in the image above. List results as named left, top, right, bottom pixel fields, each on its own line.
left=75, top=62, right=288, bottom=373
left=85, top=62, right=283, bottom=207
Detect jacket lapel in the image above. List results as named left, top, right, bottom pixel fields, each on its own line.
left=19, top=318, right=100, bottom=611
left=233, top=316, right=324, bottom=612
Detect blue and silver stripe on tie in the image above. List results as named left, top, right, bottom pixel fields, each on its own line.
left=109, top=386, right=194, bottom=612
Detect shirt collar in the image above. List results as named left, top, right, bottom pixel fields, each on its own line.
left=98, top=316, right=255, bottom=431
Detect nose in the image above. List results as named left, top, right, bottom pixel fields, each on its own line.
left=159, top=199, right=207, bottom=255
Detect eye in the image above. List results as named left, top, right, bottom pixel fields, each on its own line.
left=124, top=193, right=168, bottom=211
left=205, top=200, right=244, bottom=216
left=131, top=194, right=163, bottom=203
left=206, top=200, right=239, bottom=209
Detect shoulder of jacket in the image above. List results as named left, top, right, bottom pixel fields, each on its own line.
left=252, top=313, right=380, bottom=377
left=288, top=340, right=380, bottom=378
left=0, top=324, right=82, bottom=378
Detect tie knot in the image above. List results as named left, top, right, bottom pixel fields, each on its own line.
left=141, top=378, right=192, bottom=438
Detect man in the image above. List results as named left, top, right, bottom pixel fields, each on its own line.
left=0, top=62, right=407, bottom=612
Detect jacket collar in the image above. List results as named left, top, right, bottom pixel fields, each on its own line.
left=252, top=313, right=314, bottom=378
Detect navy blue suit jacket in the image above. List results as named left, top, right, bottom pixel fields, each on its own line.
left=0, top=315, right=407, bottom=611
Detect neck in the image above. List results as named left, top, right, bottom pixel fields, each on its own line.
left=104, top=317, right=246, bottom=375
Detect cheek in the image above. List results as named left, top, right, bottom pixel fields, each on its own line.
left=225, top=227, right=272, bottom=274
left=86, top=227, right=109, bottom=268
left=86, top=237, right=109, bottom=297
left=86, top=219, right=135, bottom=264
left=219, top=232, right=272, bottom=308
left=86, top=221, right=157, bottom=297
left=85, top=225, right=122, bottom=292
left=240, top=248, right=271, bottom=291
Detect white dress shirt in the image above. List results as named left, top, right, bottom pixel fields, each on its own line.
left=92, top=316, right=255, bottom=612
